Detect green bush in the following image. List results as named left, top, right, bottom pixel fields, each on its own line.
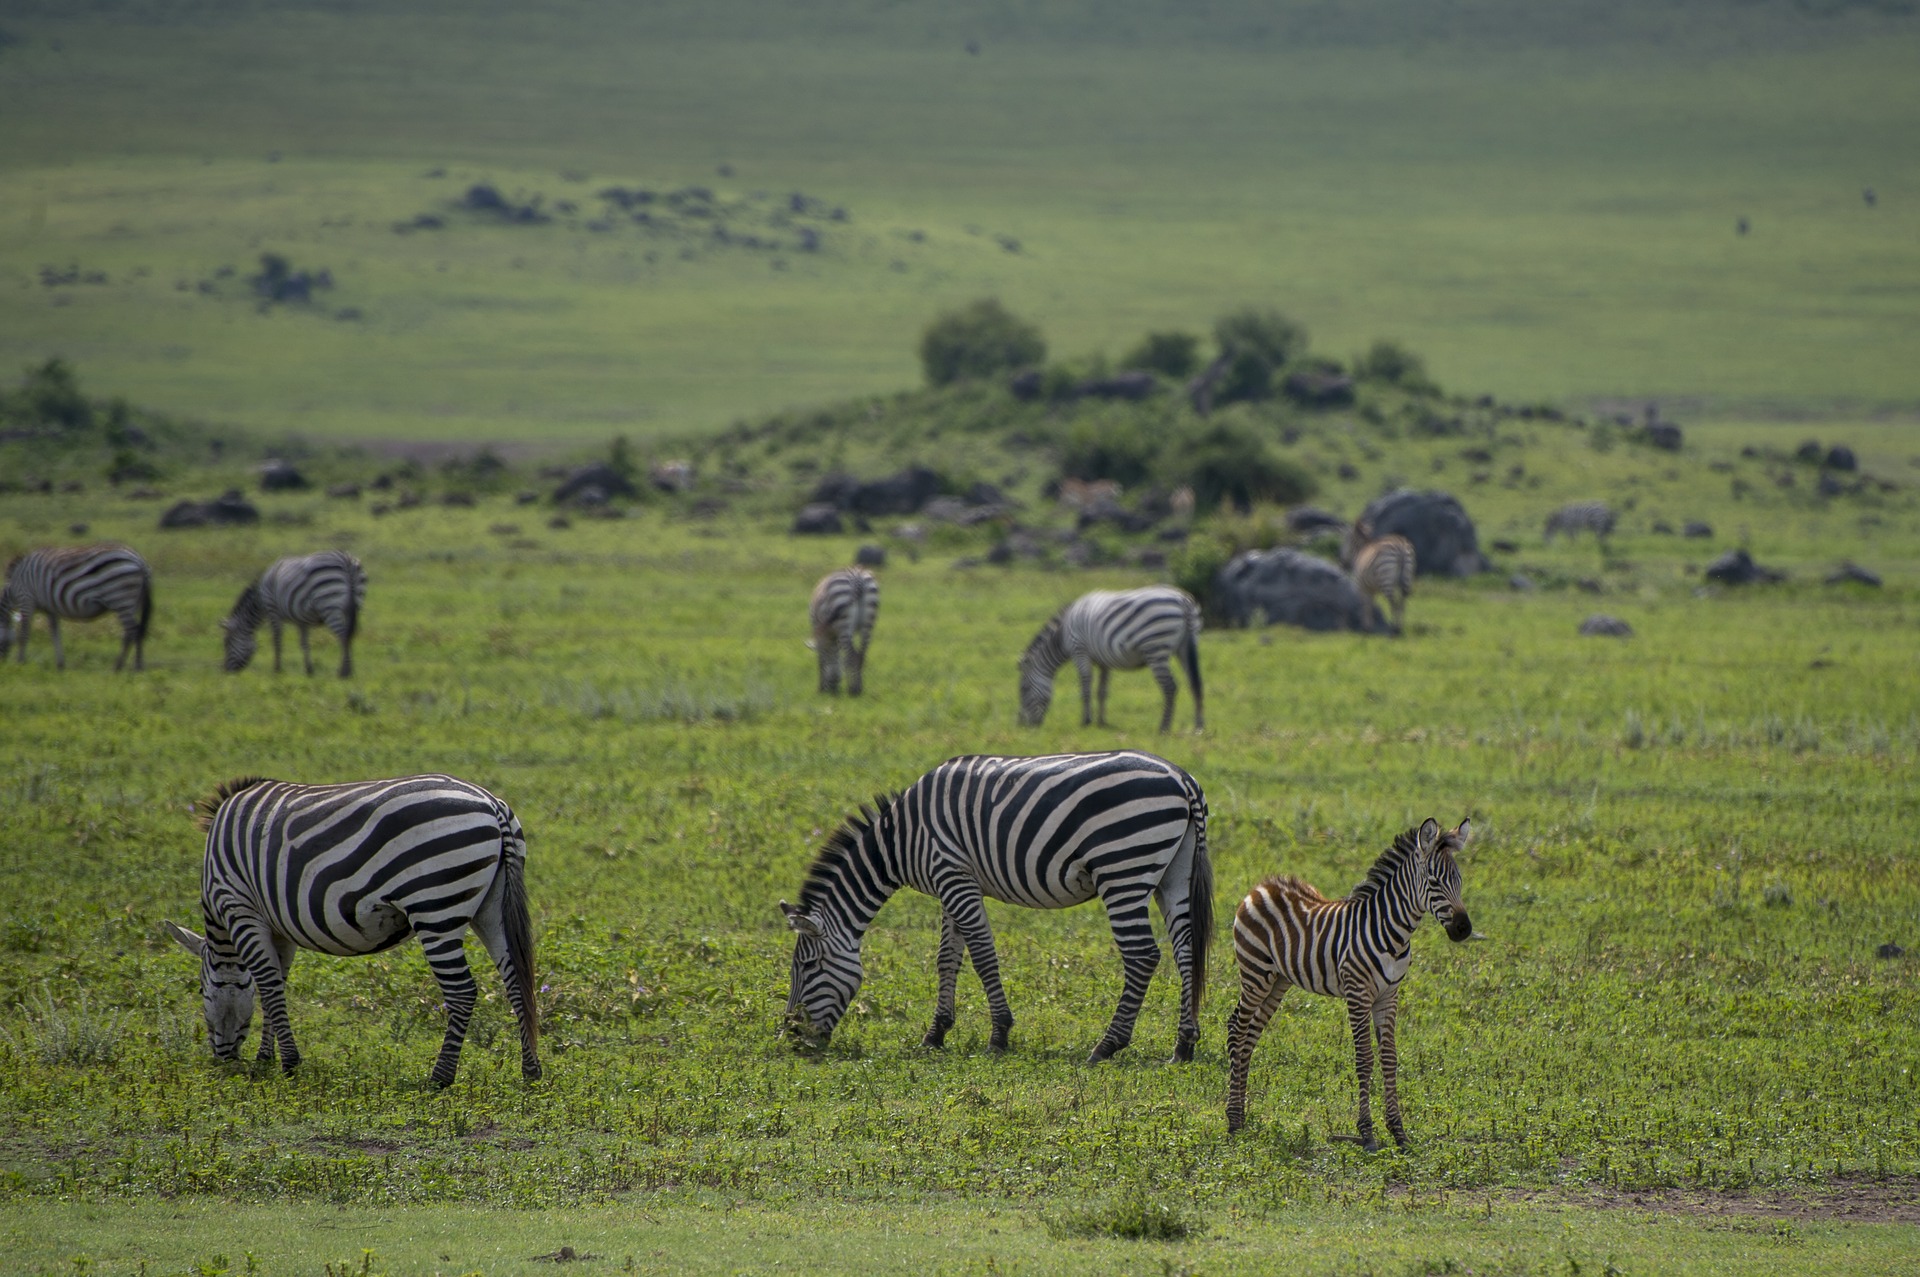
left=1119, top=330, right=1200, bottom=379
left=1354, top=339, right=1439, bottom=396
left=7, top=358, right=94, bottom=432
left=918, top=299, right=1046, bottom=388
left=1164, top=416, right=1317, bottom=513
left=1058, top=413, right=1159, bottom=487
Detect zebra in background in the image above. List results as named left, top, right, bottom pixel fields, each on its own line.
left=1544, top=501, right=1616, bottom=543
left=1019, top=586, right=1203, bottom=732
left=224, top=551, right=368, bottom=677
left=1226, top=818, right=1474, bottom=1149
left=780, top=750, right=1212, bottom=1063
left=808, top=566, right=879, bottom=695
left=1342, top=522, right=1416, bottom=635
left=164, top=774, right=541, bottom=1088
left=0, top=544, right=152, bottom=671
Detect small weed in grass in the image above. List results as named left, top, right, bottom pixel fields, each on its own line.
left=1046, top=1184, right=1202, bottom=1242
left=2, top=984, right=126, bottom=1066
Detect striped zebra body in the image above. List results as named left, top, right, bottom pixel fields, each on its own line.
left=1226, top=818, right=1473, bottom=1147
left=224, top=551, right=368, bottom=677
left=1351, top=534, right=1416, bottom=635
left=1544, top=501, right=1616, bottom=543
left=1019, top=586, right=1204, bottom=732
left=780, top=750, right=1213, bottom=1063
left=0, top=544, right=152, bottom=671
left=163, top=774, right=540, bottom=1087
left=808, top=567, right=879, bottom=695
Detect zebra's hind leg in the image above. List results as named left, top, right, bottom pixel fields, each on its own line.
left=815, top=631, right=840, bottom=695
left=255, top=933, right=297, bottom=1065
left=1087, top=892, right=1159, bottom=1063
left=921, top=911, right=966, bottom=1048
left=843, top=636, right=863, bottom=697
left=270, top=620, right=284, bottom=674
left=419, top=930, right=480, bottom=1088
left=1095, top=667, right=1110, bottom=726
left=49, top=615, right=63, bottom=670
left=114, top=622, right=134, bottom=672
left=299, top=626, right=315, bottom=676
left=1225, top=976, right=1288, bottom=1133
left=1074, top=655, right=1095, bottom=727
left=1161, top=885, right=1201, bottom=1062
left=1150, top=659, right=1178, bottom=733
left=1343, top=985, right=1381, bottom=1151
left=1374, top=994, right=1408, bottom=1148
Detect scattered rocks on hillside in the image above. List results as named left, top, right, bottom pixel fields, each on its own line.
left=326, top=483, right=362, bottom=500
left=257, top=459, right=309, bottom=491
left=1704, top=548, right=1785, bottom=585
left=1683, top=521, right=1714, bottom=539
left=1280, top=369, right=1355, bottom=407
left=1213, top=548, right=1384, bottom=633
left=810, top=466, right=942, bottom=517
left=855, top=544, right=887, bottom=567
left=1825, top=561, right=1882, bottom=587
left=551, top=462, right=638, bottom=506
left=791, top=503, right=844, bottom=535
left=1578, top=614, right=1634, bottom=638
left=159, top=490, right=260, bottom=529
left=249, top=254, right=333, bottom=307
left=1355, top=489, right=1488, bottom=576
left=1641, top=422, right=1684, bottom=451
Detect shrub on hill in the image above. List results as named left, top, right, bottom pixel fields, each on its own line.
left=1120, top=331, right=1201, bottom=380
left=919, top=299, right=1046, bottom=388
left=1210, top=307, right=1310, bottom=407
left=1167, top=416, right=1316, bottom=513
left=1354, top=339, right=1440, bottom=396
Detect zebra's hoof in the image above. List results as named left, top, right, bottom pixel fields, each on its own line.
left=1087, top=1041, right=1123, bottom=1064
left=1171, top=1041, right=1195, bottom=1064
left=523, top=1063, right=543, bottom=1082
left=920, top=1031, right=948, bottom=1049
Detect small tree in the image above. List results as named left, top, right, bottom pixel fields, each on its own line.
left=1354, top=339, right=1438, bottom=395
left=1120, top=331, right=1200, bottom=380
left=1166, top=417, right=1316, bottom=513
left=919, top=299, right=1046, bottom=387
left=1210, top=308, right=1309, bottom=406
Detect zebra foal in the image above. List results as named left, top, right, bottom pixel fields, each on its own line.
left=0, top=544, right=152, bottom=671
left=224, top=551, right=368, bottom=677
left=164, top=774, right=541, bottom=1087
left=1226, top=818, right=1473, bottom=1149
left=808, top=566, right=879, bottom=695
left=1019, top=586, right=1203, bottom=732
left=780, top=750, right=1213, bottom=1063
left=1342, top=522, right=1416, bottom=635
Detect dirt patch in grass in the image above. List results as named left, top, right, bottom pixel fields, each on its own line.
left=1520, top=1177, right=1920, bottom=1224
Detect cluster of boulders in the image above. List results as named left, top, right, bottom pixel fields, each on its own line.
left=793, top=467, right=1019, bottom=535
left=159, top=490, right=260, bottom=528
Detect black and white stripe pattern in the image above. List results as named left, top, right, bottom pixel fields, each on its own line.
left=1350, top=533, right=1416, bottom=635
left=1226, top=819, right=1473, bottom=1147
left=224, top=551, right=368, bottom=677
left=0, top=544, right=153, bottom=671
left=1018, top=586, right=1204, bottom=732
left=164, top=774, right=540, bottom=1087
left=808, top=566, right=879, bottom=695
left=779, top=750, right=1213, bottom=1063
left=1544, top=501, right=1616, bottom=543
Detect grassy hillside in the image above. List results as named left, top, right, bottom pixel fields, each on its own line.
left=1, top=1, right=1916, bottom=442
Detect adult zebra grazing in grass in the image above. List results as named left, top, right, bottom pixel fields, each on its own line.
left=780, top=750, right=1212, bottom=1063
left=163, top=774, right=541, bottom=1088
left=1544, top=501, right=1616, bottom=544
left=1342, top=522, right=1416, bottom=636
left=1018, top=586, right=1203, bottom=732
left=224, top=550, right=367, bottom=677
left=808, top=566, right=879, bottom=695
left=1226, top=818, right=1473, bottom=1148
left=0, top=544, right=152, bottom=671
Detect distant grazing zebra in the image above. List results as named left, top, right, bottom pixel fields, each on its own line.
left=808, top=566, right=879, bottom=695
left=1019, top=586, right=1203, bottom=732
left=224, top=551, right=368, bottom=677
left=780, top=750, right=1212, bottom=1063
left=1543, top=501, right=1616, bottom=543
left=1226, top=818, right=1474, bottom=1148
left=164, top=774, right=540, bottom=1088
left=0, top=544, right=152, bottom=671
left=1343, top=523, right=1416, bottom=635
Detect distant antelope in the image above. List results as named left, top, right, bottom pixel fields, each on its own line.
left=808, top=567, right=879, bottom=695
left=1342, top=521, right=1415, bottom=635
left=1057, top=478, right=1122, bottom=514
left=0, top=544, right=152, bottom=670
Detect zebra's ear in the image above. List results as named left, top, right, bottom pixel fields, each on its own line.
left=779, top=900, right=823, bottom=939
left=1417, top=817, right=1441, bottom=847
left=1453, top=818, right=1472, bottom=844
left=163, top=919, right=206, bottom=958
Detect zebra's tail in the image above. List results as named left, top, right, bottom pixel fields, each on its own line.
left=342, top=588, right=360, bottom=645
left=1188, top=789, right=1213, bottom=1007
left=135, top=568, right=153, bottom=644
left=500, top=834, right=540, bottom=1070
left=1182, top=630, right=1203, bottom=707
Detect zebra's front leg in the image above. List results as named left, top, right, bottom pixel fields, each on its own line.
left=49, top=614, right=64, bottom=671
left=816, top=634, right=840, bottom=695
left=1345, top=990, right=1380, bottom=1151
left=270, top=620, right=284, bottom=674
left=298, top=626, right=315, bottom=676
left=114, top=621, right=135, bottom=672
left=1088, top=893, right=1158, bottom=1063
left=1164, top=894, right=1201, bottom=1062
left=940, top=885, right=1014, bottom=1051
left=921, top=911, right=966, bottom=1048
left=1150, top=659, right=1177, bottom=734
left=1375, top=994, right=1408, bottom=1148
left=232, top=917, right=300, bottom=1073
left=1074, top=654, right=1095, bottom=727
left=1225, top=975, right=1288, bottom=1133
left=1095, top=666, right=1110, bottom=726
left=335, top=621, right=353, bottom=678
left=419, top=931, right=479, bottom=1088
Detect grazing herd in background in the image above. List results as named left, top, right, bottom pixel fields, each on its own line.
left=2, top=526, right=1483, bottom=1144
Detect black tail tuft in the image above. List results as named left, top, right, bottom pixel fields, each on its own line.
left=1182, top=633, right=1203, bottom=708
left=193, top=776, right=274, bottom=832
left=501, top=839, right=540, bottom=1071
left=1188, top=791, right=1213, bottom=1007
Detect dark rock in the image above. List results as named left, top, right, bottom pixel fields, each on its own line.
left=811, top=466, right=945, bottom=517
left=1285, top=506, right=1348, bottom=536
left=1877, top=943, right=1906, bottom=960
left=1133, top=548, right=1168, bottom=569
left=1825, top=562, right=1882, bottom=587
left=396, top=490, right=423, bottom=509
left=1074, top=371, right=1160, bottom=401
left=1355, top=489, right=1488, bottom=577
left=964, top=481, right=1009, bottom=508
left=1157, top=527, right=1190, bottom=543
left=1578, top=614, right=1634, bottom=637
left=440, top=491, right=476, bottom=507
left=1817, top=472, right=1847, bottom=497
left=547, top=514, right=572, bottom=530
left=370, top=473, right=395, bottom=491
left=159, top=489, right=260, bottom=529
left=258, top=459, right=309, bottom=491
left=1491, top=539, right=1520, bottom=554
left=370, top=503, right=392, bottom=517
left=1650, top=521, right=1675, bottom=535
left=126, top=487, right=164, bottom=500
left=553, top=462, right=638, bottom=505
left=69, top=522, right=89, bottom=536
left=515, top=491, right=539, bottom=505
left=1280, top=369, right=1356, bottom=407
left=326, top=483, right=362, bottom=500
left=1683, top=521, right=1713, bottom=539
left=1704, top=548, right=1784, bottom=585
left=1641, top=422, right=1683, bottom=451
left=1796, top=440, right=1824, bottom=464
left=855, top=544, right=887, bottom=567
left=1576, top=578, right=1603, bottom=594
left=1213, top=548, right=1384, bottom=633
left=1008, top=368, right=1045, bottom=401
left=792, top=503, right=844, bottom=535
left=1825, top=445, right=1857, bottom=472
left=1509, top=574, right=1536, bottom=592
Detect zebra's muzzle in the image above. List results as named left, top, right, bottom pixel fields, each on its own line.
left=1444, top=911, right=1473, bottom=943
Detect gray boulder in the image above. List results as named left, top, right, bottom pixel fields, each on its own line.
left=855, top=544, right=887, bottom=567
left=1825, top=561, right=1881, bottom=587
left=1578, top=614, right=1634, bottom=637
left=1356, top=489, right=1488, bottom=576
left=257, top=459, right=310, bottom=491
left=1213, top=548, right=1383, bottom=633
left=1286, top=506, right=1348, bottom=536
left=553, top=462, right=638, bottom=505
left=159, top=489, right=260, bottom=529
left=1704, top=548, right=1785, bottom=585
left=791, top=503, right=844, bottom=535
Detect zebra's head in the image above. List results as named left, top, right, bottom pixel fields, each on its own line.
left=1422, top=818, right=1474, bottom=942
left=221, top=586, right=261, bottom=672
left=1017, top=616, right=1066, bottom=726
left=163, top=920, right=256, bottom=1058
left=778, top=899, right=861, bottom=1047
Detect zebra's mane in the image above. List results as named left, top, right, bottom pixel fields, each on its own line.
left=1349, top=825, right=1425, bottom=901
left=797, top=793, right=899, bottom=912
left=193, top=776, right=276, bottom=832
left=1022, top=612, right=1065, bottom=664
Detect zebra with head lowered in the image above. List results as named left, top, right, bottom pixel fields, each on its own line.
left=1019, top=586, right=1203, bottom=732
left=808, top=566, right=879, bottom=695
left=1342, top=521, right=1416, bottom=636
left=164, top=774, right=541, bottom=1088
left=1543, top=501, right=1615, bottom=543
left=1226, top=818, right=1473, bottom=1149
left=780, top=750, right=1213, bottom=1063
left=224, top=551, right=368, bottom=677
left=0, top=544, right=152, bottom=671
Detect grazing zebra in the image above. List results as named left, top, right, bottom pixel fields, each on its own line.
left=1226, top=818, right=1473, bottom=1149
left=224, top=551, right=368, bottom=677
left=807, top=566, right=880, bottom=695
left=163, top=774, right=541, bottom=1088
left=780, top=750, right=1213, bottom=1063
left=0, top=544, right=152, bottom=671
left=1019, top=586, right=1203, bottom=732
left=1342, top=523, right=1416, bottom=635
left=1543, top=501, right=1616, bottom=543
